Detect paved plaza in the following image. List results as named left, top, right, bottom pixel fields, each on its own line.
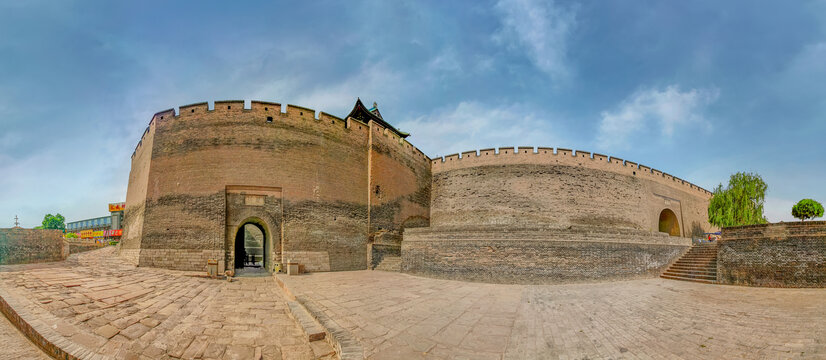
left=0, top=247, right=331, bottom=359
left=280, top=271, right=826, bottom=359
left=1, top=247, right=825, bottom=359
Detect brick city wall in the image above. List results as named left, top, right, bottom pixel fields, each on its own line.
left=718, top=221, right=826, bottom=287
left=429, top=148, right=713, bottom=235
left=0, top=228, right=64, bottom=265
left=368, top=122, right=431, bottom=238
left=403, top=226, right=689, bottom=284
left=121, top=118, right=155, bottom=253
left=123, top=100, right=430, bottom=272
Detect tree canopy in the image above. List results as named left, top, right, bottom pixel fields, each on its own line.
left=708, top=172, right=768, bottom=228
left=791, top=199, right=824, bottom=221
left=41, top=213, right=66, bottom=230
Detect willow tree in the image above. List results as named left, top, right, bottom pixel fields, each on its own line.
left=708, top=172, right=768, bottom=227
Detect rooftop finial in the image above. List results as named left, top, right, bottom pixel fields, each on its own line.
left=373, top=102, right=378, bottom=108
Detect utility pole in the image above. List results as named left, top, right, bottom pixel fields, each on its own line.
left=14, top=215, right=19, bottom=227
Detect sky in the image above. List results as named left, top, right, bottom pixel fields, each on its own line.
left=1, top=0, right=825, bottom=227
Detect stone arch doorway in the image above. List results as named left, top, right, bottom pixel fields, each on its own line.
left=658, top=209, right=681, bottom=237
left=232, top=218, right=275, bottom=275
left=234, top=222, right=266, bottom=270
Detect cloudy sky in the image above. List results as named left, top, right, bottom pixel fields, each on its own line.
left=1, top=0, right=825, bottom=227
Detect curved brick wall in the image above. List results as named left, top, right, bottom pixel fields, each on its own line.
left=719, top=222, right=826, bottom=288
left=429, top=147, right=712, bottom=233
left=122, top=100, right=430, bottom=272
left=401, top=147, right=713, bottom=284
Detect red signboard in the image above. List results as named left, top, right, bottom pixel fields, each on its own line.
left=104, top=229, right=123, bottom=237
left=109, top=202, right=126, bottom=212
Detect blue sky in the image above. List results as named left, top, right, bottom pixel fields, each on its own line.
left=1, top=0, right=825, bottom=227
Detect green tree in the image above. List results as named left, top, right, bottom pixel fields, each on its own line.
left=41, top=213, right=66, bottom=230
left=791, top=199, right=824, bottom=221
left=708, top=172, right=768, bottom=227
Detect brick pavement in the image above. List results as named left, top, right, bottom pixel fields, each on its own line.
left=0, top=306, right=51, bottom=359
left=0, top=247, right=333, bottom=359
left=279, top=270, right=826, bottom=359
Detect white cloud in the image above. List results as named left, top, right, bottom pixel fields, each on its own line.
left=493, top=0, right=577, bottom=80
left=596, top=85, right=719, bottom=149
left=397, top=101, right=561, bottom=157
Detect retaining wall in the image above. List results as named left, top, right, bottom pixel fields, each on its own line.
left=403, top=226, right=690, bottom=284
left=719, top=221, right=826, bottom=287
left=0, top=228, right=64, bottom=265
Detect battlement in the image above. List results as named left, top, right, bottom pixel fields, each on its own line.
left=131, top=99, right=429, bottom=162
left=431, top=147, right=712, bottom=197
left=369, top=116, right=429, bottom=161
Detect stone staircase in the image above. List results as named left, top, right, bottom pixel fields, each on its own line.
left=661, top=243, right=718, bottom=284
left=374, top=255, right=401, bottom=272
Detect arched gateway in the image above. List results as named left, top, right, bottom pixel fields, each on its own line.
left=659, top=209, right=681, bottom=237
left=225, top=186, right=283, bottom=275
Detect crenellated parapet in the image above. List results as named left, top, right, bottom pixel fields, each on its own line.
left=431, top=147, right=712, bottom=197
left=130, top=100, right=429, bottom=162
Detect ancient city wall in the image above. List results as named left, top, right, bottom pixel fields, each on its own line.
left=0, top=229, right=64, bottom=265
left=122, top=100, right=431, bottom=272
left=429, top=147, right=712, bottom=234
left=368, top=122, right=431, bottom=240
left=719, top=222, right=826, bottom=287
left=401, top=147, right=711, bottom=284
left=120, top=118, right=156, bottom=265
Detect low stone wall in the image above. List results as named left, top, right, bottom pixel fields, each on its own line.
left=0, top=228, right=64, bottom=265
left=402, top=225, right=690, bottom=284
left=138, top=249, right=224, bottom=272
left=64, top=240, right=105, bottom=255
left=719, top=222, right=826, bottom=287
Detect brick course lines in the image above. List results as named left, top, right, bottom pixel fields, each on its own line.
left=719, top=221, right=826, bottom=287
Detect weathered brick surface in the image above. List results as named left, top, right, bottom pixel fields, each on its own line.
left=122, top=100, right=430, bottom=272
left=0, top=228, right=64, bottom=265
left=719, top=221, right=826, bottom=287
left=430, top=161, right=711, bottom=235
left=403, top=226, right=688, bottom=284
left=401, top=151, right=710, bottom=284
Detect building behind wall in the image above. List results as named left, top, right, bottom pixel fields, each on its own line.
left=66, top=202, right=125, bottom=243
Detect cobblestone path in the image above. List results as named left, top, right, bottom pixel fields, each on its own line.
left=280, top=270, right=826, bottom=359
left=0, top=247, right=331, bottom=359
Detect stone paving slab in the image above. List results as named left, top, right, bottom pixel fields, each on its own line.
left=0, top=247, right=334, bottom=359
left=279, top=270, right=826, bottom=359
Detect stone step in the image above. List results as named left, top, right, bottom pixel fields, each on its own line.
left=662, top=243, right=719, bottom=284
left=374, top=256, right=401, bottom=272
left=663, top=270, right=717, bottom=278
left=674, top=261, right=716, bottom=266
left=660, top=274, right=716, bottom=284
left=669, top=264, right=717, bottom=272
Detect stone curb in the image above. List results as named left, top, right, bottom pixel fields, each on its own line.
left=0, top=286, right=113, bottom=360
left=275, top=274, right=365, bottom=360
left=286, top=300, right=326, bottom=342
